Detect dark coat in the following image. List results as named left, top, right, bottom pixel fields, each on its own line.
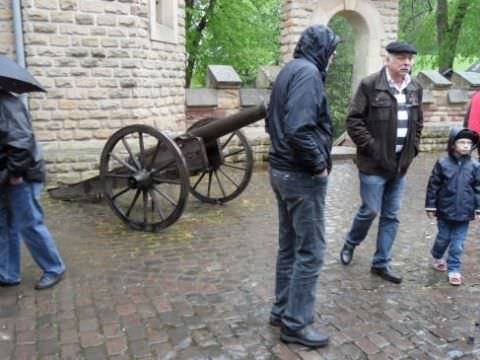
left=347, top=67, right=424, bottom=176
left=425, top=128, right=480, bottom=222
left=0, top=90, right=44, bottom=187
left=266, top=25, right=341, bottom=175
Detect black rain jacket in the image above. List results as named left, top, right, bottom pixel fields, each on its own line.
left=425, top=128, right=480, bottom=222
left=266, top=25, right=341, bottom=175
left=0, top=90, right=44, bottom=188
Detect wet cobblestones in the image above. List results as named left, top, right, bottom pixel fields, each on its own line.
left=1, top=153, right=480, bottom=359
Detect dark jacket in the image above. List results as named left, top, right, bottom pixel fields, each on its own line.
left=266, top=25, right=341, bottom=175
left=425, top=128, right=480, bottom=222
left=0, top=90, right=44, bottom=187
left=347, top=67, right=424, bottom=176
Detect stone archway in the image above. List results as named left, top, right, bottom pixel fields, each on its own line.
left=281, top=0, right=399, bottom=90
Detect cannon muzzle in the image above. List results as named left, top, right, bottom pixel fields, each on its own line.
left=188, top=102, right=266, bottom=142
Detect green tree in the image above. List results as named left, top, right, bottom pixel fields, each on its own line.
left=436, top=0, right=472, bottom=72
left=399, top=0, right=479, bottom=71
left=185, top=0, right=217, bottom=88
left=185, top=0, right=281, bottom=88
left=327, top=15, right=355, bottom=138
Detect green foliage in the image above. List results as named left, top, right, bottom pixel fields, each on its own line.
left=399, top=0, right=480, bottom=71
left=187, top=0, right=281, bottom=87
left=326, top=15, right=355, bottom=138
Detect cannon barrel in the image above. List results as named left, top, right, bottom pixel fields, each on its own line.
left=188, top=102, right=266, bottom=142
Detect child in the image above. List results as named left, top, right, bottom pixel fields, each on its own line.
left=425, top=127, right=480, bottom=286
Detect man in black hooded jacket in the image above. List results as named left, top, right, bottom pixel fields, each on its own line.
left=266, top=24, right=340, bottom=348
left=0, top=89, right=65, bottom=290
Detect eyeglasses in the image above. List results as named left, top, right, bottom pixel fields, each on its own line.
left=455, top=139, right=473, bottom=146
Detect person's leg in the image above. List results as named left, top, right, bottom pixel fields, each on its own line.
left=9, top=182, right=65, bottom=277
left=345, top=173, right=386, bottom=248
left=0, top=188, right=21, bottom=284
left=431, top=219, right=452, bottom=261
left=280, top=173, right=328, bottom=331
left=372, top=175, right=406, bottom=268
left=269, top=169, right=296, bottom=322
left=446, top=221, right=469, bottom=274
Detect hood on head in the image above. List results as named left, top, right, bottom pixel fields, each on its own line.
left=447, top=127, right=479, bottom=155
left=293, top=25, right=341, bottom=72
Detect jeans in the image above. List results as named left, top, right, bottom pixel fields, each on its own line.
left=0, top=181, right=65, bottom=283
left=345, top=172, right=406, bottom=268
left=269, top=168, right=328, bottom=331
left=431, top=219, right=469, bottom=273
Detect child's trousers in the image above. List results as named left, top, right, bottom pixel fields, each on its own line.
left=431, top=219, right=469, bottom=273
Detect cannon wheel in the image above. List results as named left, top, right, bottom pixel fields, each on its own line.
left=100, top=125, right=189, bottom=231
left=188, top=119, right=254, bottom=204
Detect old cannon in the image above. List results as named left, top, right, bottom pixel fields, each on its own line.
left=49, top=103, right=267, bottom=231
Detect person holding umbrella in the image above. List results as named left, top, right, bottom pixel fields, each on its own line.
left=0, top=55, right=65, bottom=290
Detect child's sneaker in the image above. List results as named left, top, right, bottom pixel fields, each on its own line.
left=448, top=272, right=463, bottom=286
left=432, top=258, right=447, bottom=272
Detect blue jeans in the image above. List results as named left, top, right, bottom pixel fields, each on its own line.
left=345, top=172, right=406, bottom=268
left=269, top=168, right=328, bottom=331
left=0, top=181, right=65, bottom=283
left=431, top=219, right=469, bottom=273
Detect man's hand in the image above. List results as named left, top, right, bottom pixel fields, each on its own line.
left=9, top=176, right=24, bottom=185
left=426, top=211, right=436, bottom=219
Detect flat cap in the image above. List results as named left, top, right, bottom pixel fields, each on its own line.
left=386, top=41, right=417, bottom=55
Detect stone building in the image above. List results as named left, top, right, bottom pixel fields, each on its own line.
left=2, top=0, right=479, bottom=185
left=1, top=0, right=186, bottom=183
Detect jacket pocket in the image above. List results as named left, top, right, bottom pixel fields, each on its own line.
left=371, top=98, right=392, bottom=122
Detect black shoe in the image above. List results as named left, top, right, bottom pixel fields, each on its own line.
left=269, top=316, right=282, bottom=327
left=370, top=266, right=402, bottom=284
left=340, top=243, right=355, bottom=265
left=35, top=272, right=64, bottom=290
left=280, top=325, right=329, bottom=348
left=0, top=280, right=20, bottom=287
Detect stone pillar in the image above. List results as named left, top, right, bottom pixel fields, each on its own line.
left=281, top=0, right=399, bottom=89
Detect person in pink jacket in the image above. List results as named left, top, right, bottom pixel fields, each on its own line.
left=464, top=91, right=480, bottom=156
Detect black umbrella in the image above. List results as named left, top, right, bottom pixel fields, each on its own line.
left=0, top=55, right=46, bottom=94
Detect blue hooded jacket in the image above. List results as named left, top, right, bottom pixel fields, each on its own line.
left=266, top=25, right=341, bottom=174
left=425, top=127, right=480, bottom=221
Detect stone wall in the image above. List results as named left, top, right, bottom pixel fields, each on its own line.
left=185, top=65, right=274, bottom=163
left=417, top=70, right=480, bottom=151
left=280, top=0, right=399, bottom=88
left=0, top=2, right=15, bottom=57
left=186, top=66, right=480, bottom=158
left=5, top=0, right=187, bottom=184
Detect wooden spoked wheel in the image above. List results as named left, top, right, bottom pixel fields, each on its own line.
left=189, top=127, right=254, bottom=204
left=100, top=125, right=189, bottom=231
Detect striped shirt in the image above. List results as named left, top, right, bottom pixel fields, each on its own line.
left=386, top=70, right=411, bottom=153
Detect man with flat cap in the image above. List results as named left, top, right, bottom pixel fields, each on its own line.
left=339, top=41, right=424, bottom=283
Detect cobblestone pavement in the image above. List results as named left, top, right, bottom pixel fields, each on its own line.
left=1, top=153, right=480, bottom=360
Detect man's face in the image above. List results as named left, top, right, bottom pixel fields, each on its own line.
left=454, top=138, right=473, bottom=156
left=324, top=50, right=337, bottom=72
left=386, top=53, right=415, bottom=78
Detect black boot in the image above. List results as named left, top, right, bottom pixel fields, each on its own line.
left=340, top=243, right=355, bottom=265
left=370, top=266, right=402, bottom=284
left=280, top=325, right=329, bottom=348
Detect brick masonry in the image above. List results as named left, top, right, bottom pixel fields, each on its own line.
left=1, top=0, right=187, bottom=184
left=0, top=0, right=478, bottom=186
left=0, top=1, right=15, bottom=57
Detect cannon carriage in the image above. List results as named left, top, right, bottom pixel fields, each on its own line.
left=49, top=103, right=267, bottom=231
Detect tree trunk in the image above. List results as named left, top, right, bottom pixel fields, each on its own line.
left=436, top=0, right=471, bottom=73
left=185, top=0, right=217, bottom=88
